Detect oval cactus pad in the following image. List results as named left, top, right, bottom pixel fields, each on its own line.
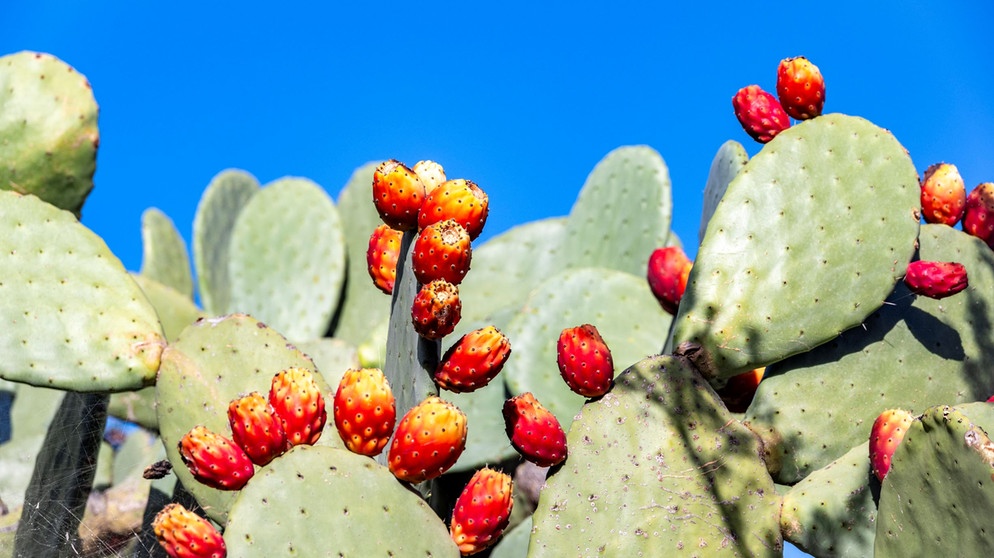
left=670, top=114, right=920, bottom=380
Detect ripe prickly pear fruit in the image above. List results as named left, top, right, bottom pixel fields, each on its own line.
left=411, top=279, right=462, bottom=340
left=646, top=245, right=693, bottom=314
left=963, top=182, right=994, bottom=248
left=904, top=260, right=968, bottom=299
left=414, top=160, right=447, bottom=194
left=450, top=468, right=514, bottom=555
left=920, top=163, right=967, bottom=226
left=716, top=367, right=765, bottom=413
left=178, top=425, right=255, bottom=491
left=333, top=367, right=397, bottom=457
left=152, top=502, right=227, bottom=558
left=503, top=392, right=567, bottom=467
left=227, top=392, right=287, bottom=466
left=388, top=395, right=468, bottom=483
left=367, top=224, right=404, bottom=295
left=776, top=56, right=825, bottom=120
left=412, top=219, right=473, bottom=286
left=732, top=85, right=791, bottom=144
left=269, top=367, right=327, bottom=447
left=869, top=408, right=915, bottom=482
left=557, top=324, right=614, bottom=398
left=435, top=326, right=512, bottom=393
left=373, top=159, right=427, bottom=231
left=418, top=179, right=489, bottom=240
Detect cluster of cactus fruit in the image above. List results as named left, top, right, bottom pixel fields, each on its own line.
left=5, top=48, right=994, bottom=558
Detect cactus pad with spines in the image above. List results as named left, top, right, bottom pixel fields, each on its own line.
left=698, top=140, right=748, bottom=245
left=0, top=51, right=98, bottom=215
left=670, top=114, right=920, bottom=380
left=0, top=191, right=166, bottom=391
left=139, top=208, right=194, bottom=299
left=529, top=355, right=782, bottom=556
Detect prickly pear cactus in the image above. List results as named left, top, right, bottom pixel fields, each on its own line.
left=698, top=140, right=748, bottom=244
left=139, top=208, right=194, bottom=300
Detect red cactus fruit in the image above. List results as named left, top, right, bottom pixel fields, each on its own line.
left=178, top=425, right=255, bottom=491
left=776, top=56, right=825, bottom=120
left=716, top=367, right=765, bottom=413
left=411, top=279, right=463, bottom=340
left=372, top=159, right=427, bottom=230
left=333, top=367, right=397, bottom=457
left=418, top=179, right=489, bottom=240
left=646, top=246, right=693, bottom=314
left=963, top=182, right=994, bottom=248
left=904, top=260, right=968, bottom=299
left=367, top=224, right=404, bottom=295
left=414, top=160, right=447, bottom=195
left=152, top=503, right=227, bottom=558
left=435, top=326, right=512, bottom=393
left=449, top=468, right=514, bottom=555
left=732, top=85, right=791, bottom=144
left=920, top=163, right=967, bottom=226
left=227, top=392, right=287, bottom=466
left=869, top=408, right=915, bottom=482
left=388, top=396, right=468, bottom=483
left=269, top=367, right=327, bottom=447
left=556, top=324, right=615, bottom=398
left=503, top=392, right=567, bottom=467
left=412, top=219, right=473, bottom=285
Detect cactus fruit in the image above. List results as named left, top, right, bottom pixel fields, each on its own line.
left=449, top=468, right=514, bottom=555
left=367, top=223, right=403, bottom=295
left=869, top=408, right=914, bottom=481
left=556, top=324, right=615, bottom=398
left=419, top=179, right=489, bottom=240
left=269, top=367, right=327, bottom=447
left=412, top=279, right=463, bottom=340
left=716, top=367, right=765, bottom=413
left=645, top=245, right=692, bottom=314
left=412, top=218, right=473, bottom=285
left=920, top=162, right=966, bottom=226
left=435, top=326, right=512, bottom=393
left=333, top=368, right=397, bottom=457
left=373, top=159, right=427, bottom=230
left=388, top=396, right=468, bottom=483
left=178, top=426, right=255, bottom=491
left=414, top=160, right=447, bottom=193
left=776, top=56, right=825, bottom=120
left=152, top=503, right=227, bottom=558
left=903, top=260, right=968, bottom=299
left=963, top=182, right=994, bottom=247
left=227, top=392, right=287, bottom=466
left=732, top=84, right=791, bottom=143
left=502, top=392, right=567, bottom=468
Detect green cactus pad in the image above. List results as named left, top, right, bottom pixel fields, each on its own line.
left=503, top=267, right=671, bottom=427
left=670, top=114, right=920, bottom=381
left=155, top=313, right=341, bottom=525
left=295, top=337, right=360, bottom=390
left=745, top=224, right=994, bottom=482
left=780, top=442, right=878, bottom=558
left=192, top=169, right=260, bottom=315
left=0, top=385, right=65, bottom=510
left=529, top=355, right=782, bottom=557
left=698, top=140, right=748, bottom=245
left=0, top=191, right=166, bottom=391
left=559, top=146, right=673, bottom=276
left=227, top=177, right=346, bottom=343
left=224, top=445, right=459, bottom=557
left=491, top=515, right=532, bottom=558
left=875, top=403, right=994, bottom=556
left=139, top=208, right=194, bottom=299
left=0, top=51, right=98, bottom=215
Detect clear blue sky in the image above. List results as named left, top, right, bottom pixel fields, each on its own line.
left=3, top=3, right=992, bottom=555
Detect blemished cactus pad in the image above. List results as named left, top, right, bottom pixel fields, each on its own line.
left=670, top=114, right=920, bottom=380
left=560, top=146, right=673, bottom=276
left=698, top=140, right=749, bottom=245
left=745, top=224, right=994, bottom=482
left=0, top=52, right=98, bottom=215
left=139, top=208, right=194, bottom=299
left=875, top=403, right=994, bottom=556
left=0, top=191, right=166, bottom=392
left=224, top=445, right=459, bottom=557
left=227, top=176, right=346, bottom=343
left=155, top=313, right=341, bottom=525
left=192, top=169, right=260, bottom=316
left=529, top=355, right=782, bottom=556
